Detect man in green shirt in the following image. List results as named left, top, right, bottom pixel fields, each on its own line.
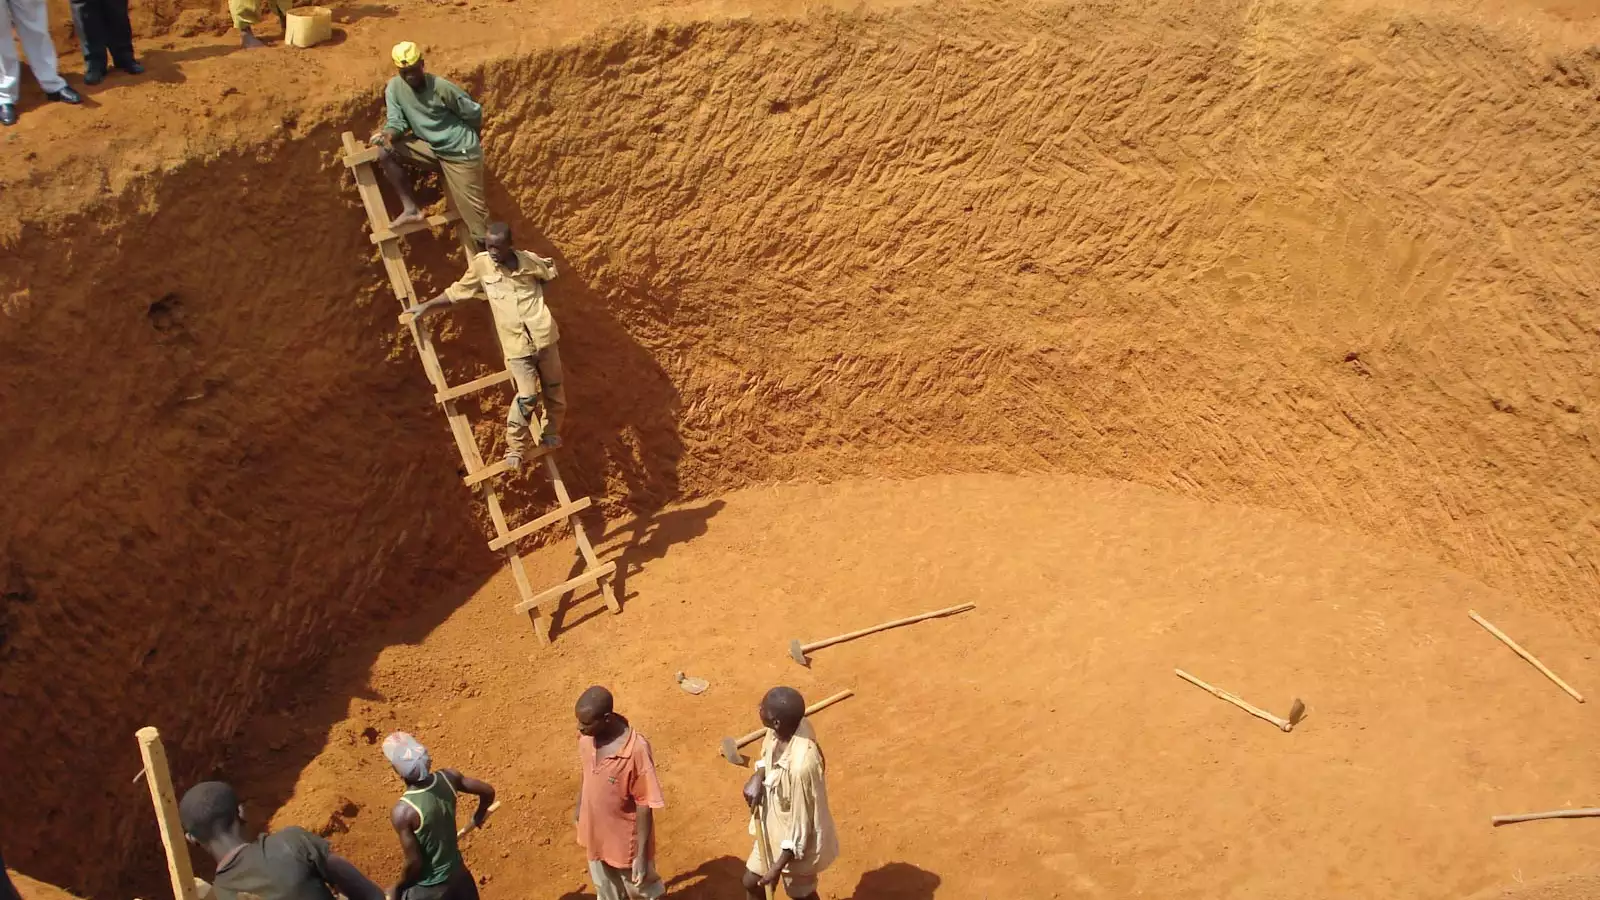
left=384, top=732, right=497, bottom=900
left=370, top=41, right=491, bottom=244
left=178, top=781, right=385, bottom=900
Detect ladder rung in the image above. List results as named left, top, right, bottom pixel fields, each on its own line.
left=436, top=369, right=512, bottom=404
left=343, top=144, right=383, bottom=168
left=462, top=446, right=549, bottom=488
left=372, top=211, right=461, bottom=244
left=514, top=560, right=617, bottom=615
left=488, top=497, right=592, bottom=552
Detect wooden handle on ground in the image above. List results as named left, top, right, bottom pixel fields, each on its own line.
left=1492, top=807, right=1600, bottom=826
left=1469, top=611, right=1584, bottom=702
left=733, top=689, right=856, bottom=749
left=804, top=604, right=976, bottom=653
left=1175, top=669, right=1292, bottom=731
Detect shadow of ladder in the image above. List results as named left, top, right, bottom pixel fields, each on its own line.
left=338, top=131, right=622, bottom=644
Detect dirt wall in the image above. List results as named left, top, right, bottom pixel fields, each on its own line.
left=1, top=0, right=1597, bottom=895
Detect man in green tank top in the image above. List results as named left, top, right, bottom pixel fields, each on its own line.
left=383, top=732, right=497, bottom=900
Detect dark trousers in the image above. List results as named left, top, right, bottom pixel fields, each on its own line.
left=69, top=0, right=135, bottom=69
left=0, top=844, right=22, bottom=900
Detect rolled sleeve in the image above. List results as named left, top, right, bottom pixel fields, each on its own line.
left=630, top=738, right=667, bottom=810
left=520, top=253, right=558, bottom=283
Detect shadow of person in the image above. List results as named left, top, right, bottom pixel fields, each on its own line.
left=90, top=42, right=235, bottom=90
left=846, top=862, right=942, bottom=899
left=544, top=497, right=725, bottom=637
left=604, top=498, right=725, bottom=602
left=665, top=856, right=750, bottom=898
left=552, top=856, right=746, bottom=900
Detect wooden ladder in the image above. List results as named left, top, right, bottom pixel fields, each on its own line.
left=338, top=131, right=620, bottom=643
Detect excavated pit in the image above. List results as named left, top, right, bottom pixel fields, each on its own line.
left=1, top=1, right=1597, bottom=896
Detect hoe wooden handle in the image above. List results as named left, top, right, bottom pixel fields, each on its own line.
left=1175, top=669, right=1292, bottom=732
left=733, top=689, right=856, bottom=749
left=803, top=604, right=976, bottom=653
left=457, top=800, right=502, bottom=838
left=1493, top=807, right=1600, bottom=826
left=1469, top=611, right=1584, bottom=703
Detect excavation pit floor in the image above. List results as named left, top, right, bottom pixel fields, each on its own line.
left=223, top=474, right=1600, bottom=900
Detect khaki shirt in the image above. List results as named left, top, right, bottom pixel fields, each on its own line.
left=748, top=719, right=839, bottom=877
left=442, top=249, right=559, bottom=359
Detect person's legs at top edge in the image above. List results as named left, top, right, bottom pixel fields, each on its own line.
left=378, top=137, right=439, bottom=230
left=439, top=155, right=489, bottom=246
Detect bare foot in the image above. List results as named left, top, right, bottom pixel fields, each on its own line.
left=389, top=209, right=427, bottom=230
left=241, top=29, right=266, bottom=48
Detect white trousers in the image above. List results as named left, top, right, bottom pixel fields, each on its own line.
left=0, top=0, right=66, bottom=105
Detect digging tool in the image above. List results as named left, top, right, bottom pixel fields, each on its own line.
left=720, top=689, right=854, bottom=765
left=1175, top=669, right=1307, bottom=733
left=456, top=800, right=501, bottom=838
left=1469, top=610, right=1585, bottom=703
left=676, top=671, right=709, bottom=695
left=788, top=603, right=976, bottom=667
left=753, top=793, right=777, bottom=900
left=1493, top=807, right=1600, bottom=827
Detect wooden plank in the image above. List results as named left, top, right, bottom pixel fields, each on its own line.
left=488, top=497, right=593, bottom=552
left=512, top=554, right=549, bottom=644
left=136, top=727, right=200, bottom=900
left=463, top=446, right=549, bottom=489
left=436, top=369, right=512, bottom=404
left=542, top=455, right=621, bottom=613
left=342, top=143, right=382, bottom=168
left=372, top=211, right=461, bottom=245
left=513, top=561, right=618, bottom=615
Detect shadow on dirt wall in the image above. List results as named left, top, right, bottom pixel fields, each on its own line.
left=0, top=108, right=692, bottom=898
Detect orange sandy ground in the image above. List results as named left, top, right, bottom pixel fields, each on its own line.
left=215, top=474, right=1600, bottom=899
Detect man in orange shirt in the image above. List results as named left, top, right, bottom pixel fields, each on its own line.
left=574, top=686, right=667, bottom=900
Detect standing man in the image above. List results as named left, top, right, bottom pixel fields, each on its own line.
left=177, top=781, right=386, bottom=900
left=401, top=222, right=568, bottom=467
left=741, top=687, right=839, bottom=900
left=383, top=732, right=496, bottom=900
left=371, top=41, right=490, bottom=245
left=0, top=0, right=83, bottom=126
left=573, top=686, right=667, bottom=900
left=69, top=0, right=141, bottom=84
left=231, top=0, right=289, bottom=48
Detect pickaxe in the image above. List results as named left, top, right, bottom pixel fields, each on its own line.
left=1175, top=669, right=1307, bottom=733
left=720, top=689, right=854, bottom=765
left=789, top=603, right=976, bottom=667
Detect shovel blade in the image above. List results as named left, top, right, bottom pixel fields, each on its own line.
left=1287, top=698, right=1306, bottom=727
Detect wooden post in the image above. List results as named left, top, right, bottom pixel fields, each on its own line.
left=136, top=727, right=200, bottom=900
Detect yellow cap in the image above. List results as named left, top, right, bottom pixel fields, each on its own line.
left=391, top=41, right=421, bottom=68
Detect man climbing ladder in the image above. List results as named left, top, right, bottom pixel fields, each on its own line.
left=341, top=127, right=620, bottom=640
left=402, top=221, right=566, bottom=469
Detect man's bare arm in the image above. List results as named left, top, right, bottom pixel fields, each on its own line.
left=389, top=803, right=425, bottom=900
left=325, top=854, right=385, bottom=900
left=444, top=769, right=497, bottom=828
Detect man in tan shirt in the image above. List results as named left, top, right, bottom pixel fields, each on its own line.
left=740, top=687, right=839, bottom=900
left=401, top=222, right=566, bottom=469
